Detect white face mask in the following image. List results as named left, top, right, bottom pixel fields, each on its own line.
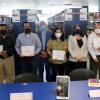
left=95, top=29, right=100, bottom=34
left=55, top=33, right=62, bottom=38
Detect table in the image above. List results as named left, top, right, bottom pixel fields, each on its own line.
left=0, top=82, right=56, bottom=100
left=0, top=81, right=100, bottom=100
left=70, top=81, right=100, bottom=100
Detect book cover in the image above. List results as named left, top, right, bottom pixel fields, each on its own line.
left=56, top=76, right=70, bottom=99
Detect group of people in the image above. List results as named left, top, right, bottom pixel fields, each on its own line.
left=0, top=21, right=100, bottom=83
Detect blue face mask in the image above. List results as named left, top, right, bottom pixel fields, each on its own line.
left=40, top=25, right=47, bottom=31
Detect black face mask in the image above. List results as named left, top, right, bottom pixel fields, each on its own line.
left=24, top=28, right=31, bottom=34
left=74, top=29, right=82, bottom=35
left=0, top=30, right=7, bottom=35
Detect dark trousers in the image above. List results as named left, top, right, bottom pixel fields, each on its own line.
left=20, top=56, right=37, bottom=74
left=49, top=61, right=67, bottom=82
left=64, top=62, right=70, bottom=75
left=37, top=57, right=51, bottom=81
left=90, top=56, right=100, bottom=77
left=68, top=61, right=86, bottom=74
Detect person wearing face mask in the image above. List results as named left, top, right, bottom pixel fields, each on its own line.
left=47, top=27, right=68, bottom=81
left=88, top=22, right=100, bottom=78
left=15, top=21, right=41, bottom=76
left=36, top=21, right=52, bottom=81
left=68, top=24, right=88, bottom=73
left=0, top=24, right=15, bottom=83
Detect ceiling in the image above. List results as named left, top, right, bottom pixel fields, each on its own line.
left=0, top=0, right=98, bottom=17
left=0, top=0, right=88, bottom=8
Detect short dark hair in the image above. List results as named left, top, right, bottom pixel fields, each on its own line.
left=51, top=27, right=65, bottom=41
left=0, top=24, right=7, bottom=28
left=72, top=29, right=84, bottom=37
left=93, top=22, right=100, bottom=28
left=22, top=21, right=31, bottom=27
left=40, top=21, right=46, bottom=26
left=73, top=24, right=81, bottom=30
left=72, top=24, right=84, bottom=37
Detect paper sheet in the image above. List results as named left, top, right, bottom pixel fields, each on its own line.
left=89, top=90, right=100, bottom=98
left=21, top=46, right=34, bottom=56
left=52, top=50, right=65, bottom=61
left=10, top=92, right=33, bottom=100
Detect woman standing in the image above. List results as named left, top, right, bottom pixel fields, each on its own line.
left=47, top=27, right=68, bottom=81
left=68, top=24, right=88, bottom=73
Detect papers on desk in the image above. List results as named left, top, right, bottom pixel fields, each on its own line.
left=10, top=92, right=33, bottom=100
left=88, top=79, right=100, bottom=87
left=89, top=90, right=100, bottom=98
left=21, top=46, right=35, bottom=56
left=0, top=45, right=3, bottom=52
left=56, top=76, right=70, bottom=99
left=52, top=50, right=65, bottom=61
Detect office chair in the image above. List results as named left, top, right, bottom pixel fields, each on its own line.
left=69, top=68, right=96, bottom=81
left=14, top=73, right=43, bottom=83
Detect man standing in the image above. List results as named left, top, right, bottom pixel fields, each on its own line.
left=88, top=22, right=100, bottom=78
left=15, top=21, right=41, bottom=75
left=37, top=21, right=51, bottom=81
left=0, top=24, right=15, bottom=83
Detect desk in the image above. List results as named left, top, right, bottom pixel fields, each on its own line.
left=70, top=81, right=100, bottom=100
left=0, top=81, right=100, bottom=100
left=0, top=82, right=56, bottom=100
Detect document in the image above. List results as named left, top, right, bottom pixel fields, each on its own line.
left=89, top=90, right=100, bottom=98
left=0, top=45, right=3, bottom=52
left=21, top=46, right=35, bottom=56
left=52, top=50, right=65, bottom=61
left=56, top=76, right=70, bottom=99
left=10, top=92, right=33, bottom=100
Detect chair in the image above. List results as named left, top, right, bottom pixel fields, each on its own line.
left=69, top=68, right=96, bottom=81
left=14, top=73, right=43, bottom=83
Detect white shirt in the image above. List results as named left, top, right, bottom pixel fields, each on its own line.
left=88, top=32, right=100, bottom=59
left=68, top=35, right=88, bottom=62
